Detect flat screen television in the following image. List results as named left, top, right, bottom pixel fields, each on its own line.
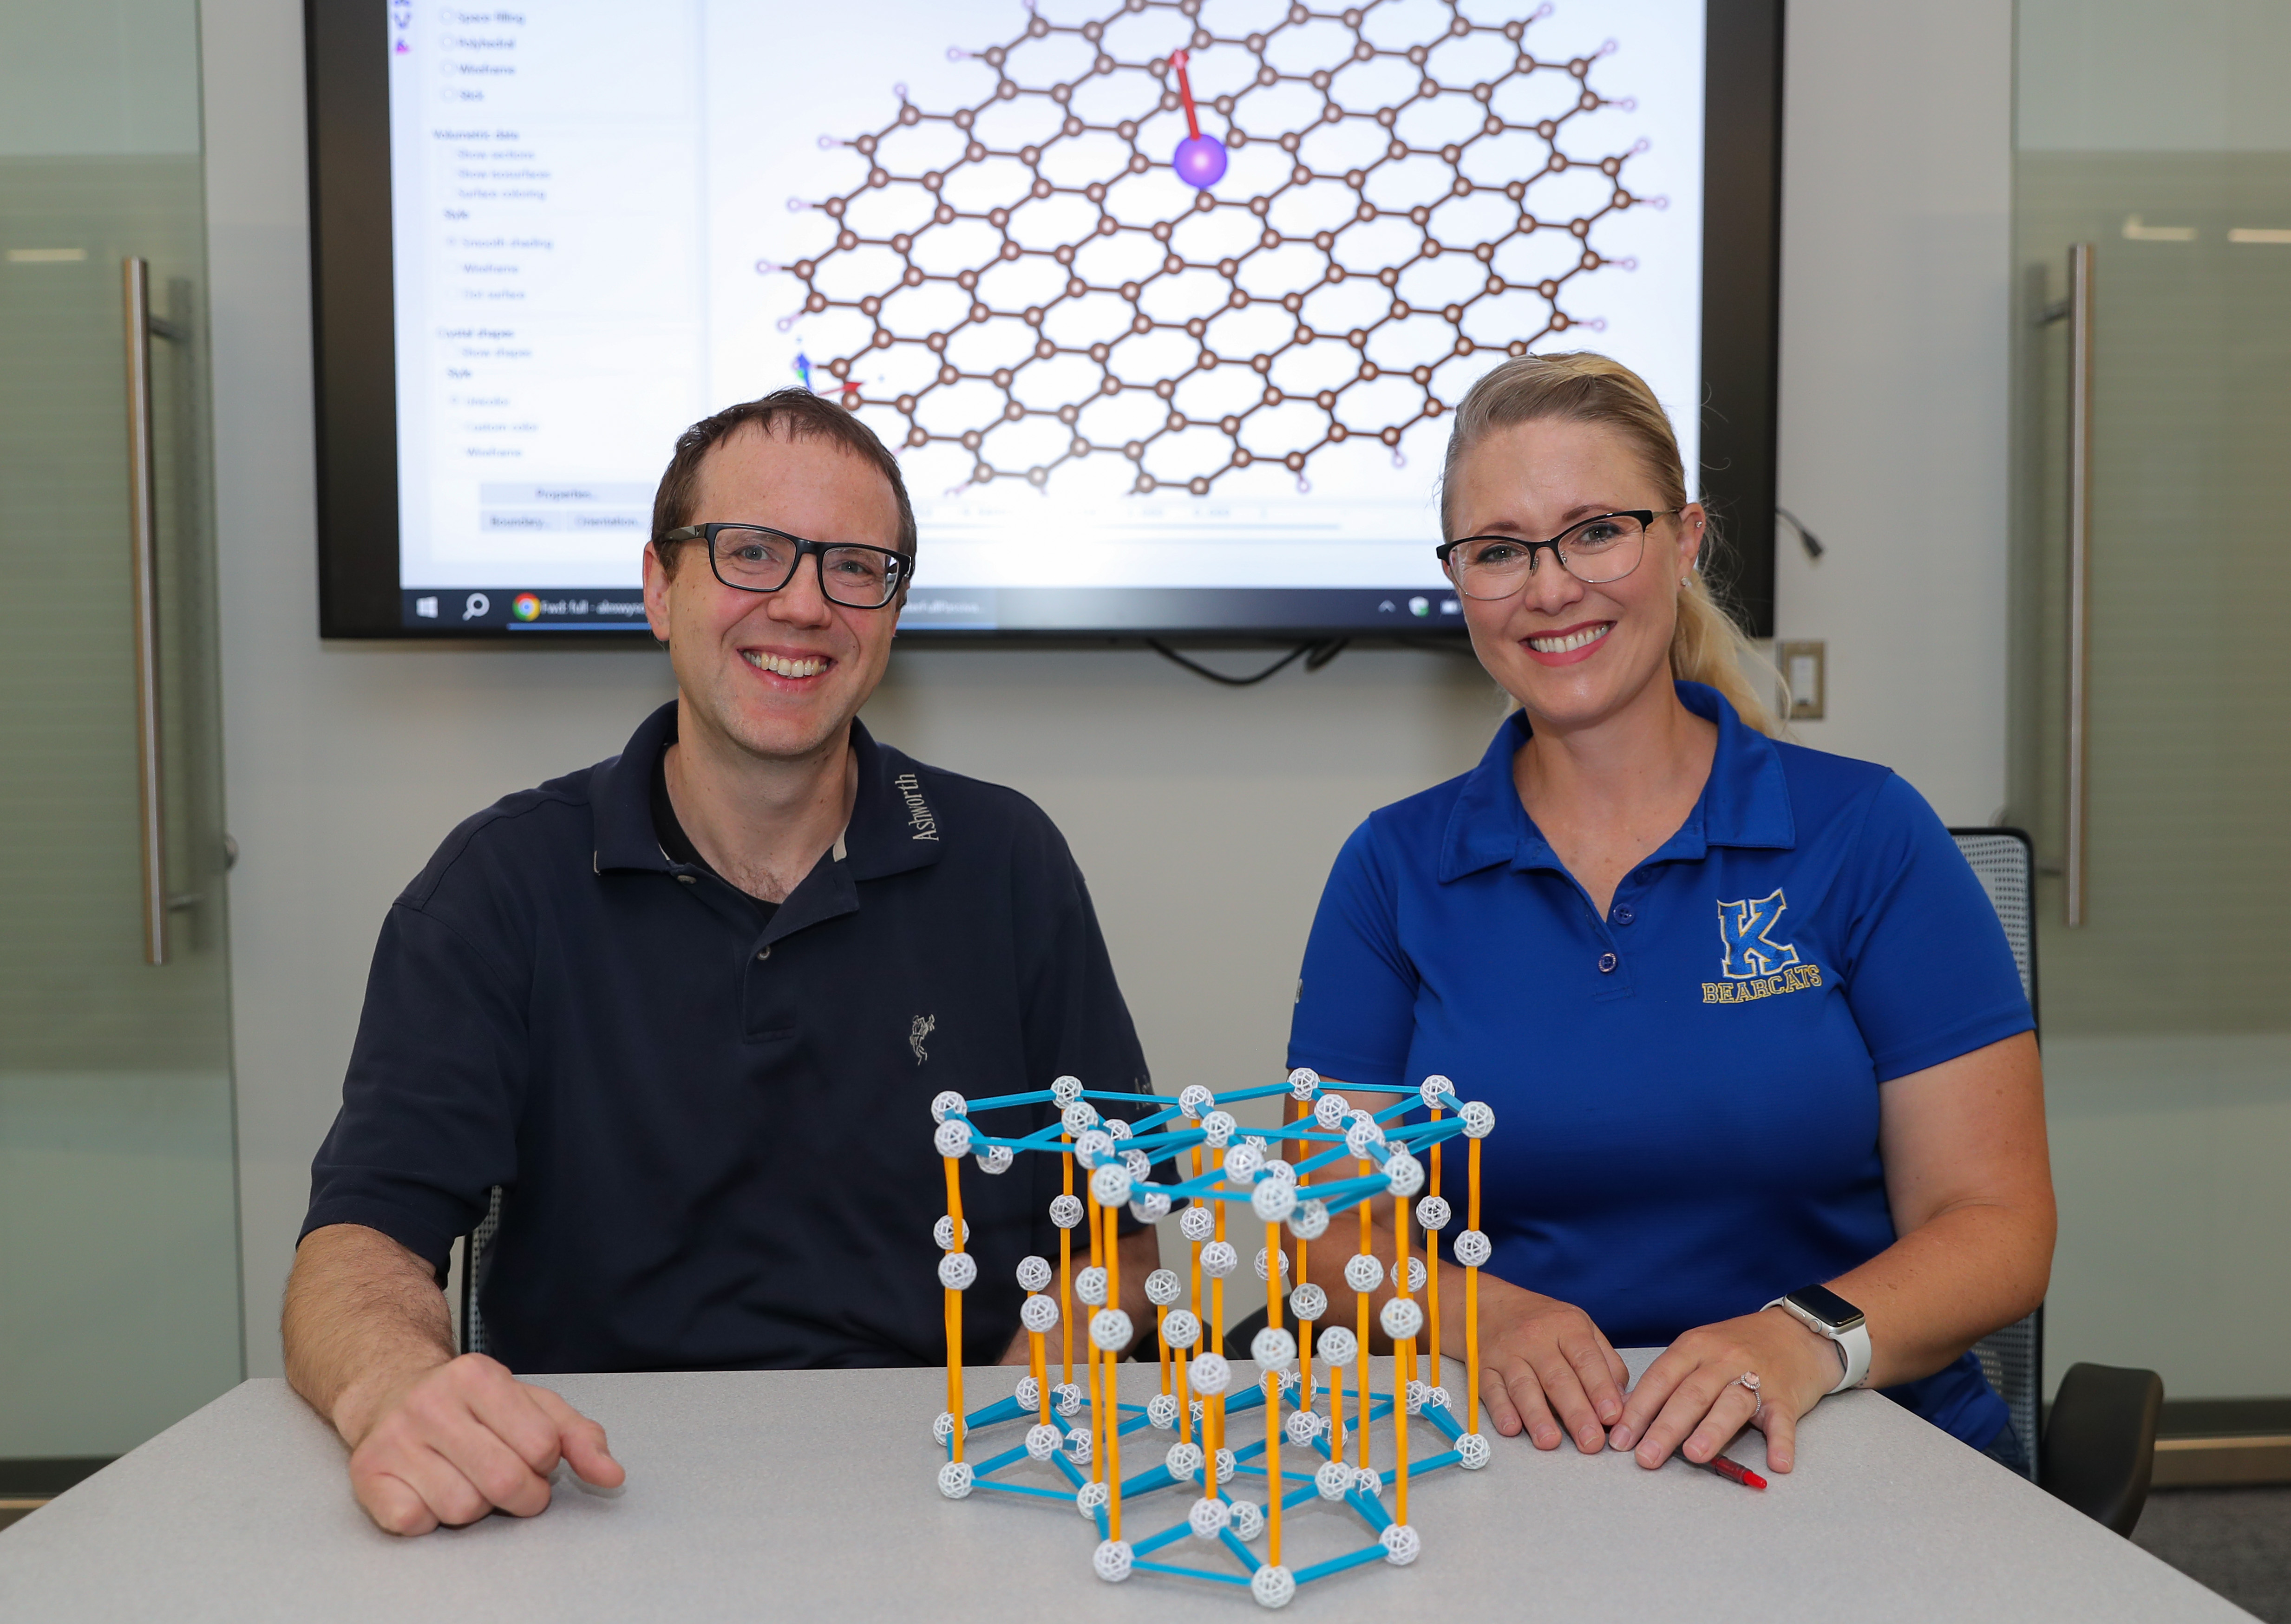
left=306, top=0, right=1780, bottom=640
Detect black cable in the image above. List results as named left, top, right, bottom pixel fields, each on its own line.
left=1147, top=638, right=1345, bottom=686
left=1777, top=506, right=1826, bottom=560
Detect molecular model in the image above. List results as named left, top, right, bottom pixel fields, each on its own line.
left=771, top=0, right=1657, bottom=498
left=929, top=1066, right=1498, bottom=1607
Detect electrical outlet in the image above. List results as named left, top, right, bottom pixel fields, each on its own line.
left=1777, top=639, right=1826, bottom=721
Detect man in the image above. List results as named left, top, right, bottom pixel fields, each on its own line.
left=285, top=391, right=1159, bottom=1535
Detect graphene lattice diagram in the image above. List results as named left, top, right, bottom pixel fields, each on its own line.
left=766, top=0, right=1660, bottom=497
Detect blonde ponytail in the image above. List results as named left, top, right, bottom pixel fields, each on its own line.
left=1440, top=352, right=1785, bottom=737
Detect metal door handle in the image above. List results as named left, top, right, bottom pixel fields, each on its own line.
left=2064, top=244, right=2095, bottom=927
left=123, top=257, right=169, bottom=965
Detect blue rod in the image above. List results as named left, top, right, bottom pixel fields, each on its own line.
left=969, top=1479, right=1081, bottom=1503
left=1129, top=1560, right=1252, bottom=1588
left=1292, top=1544, right=1393, bottom=1585
left=1217, top=1528, right=1260, bottom=1574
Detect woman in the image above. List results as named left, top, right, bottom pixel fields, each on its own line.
left=1287, top=353, right=2054, bottom=1474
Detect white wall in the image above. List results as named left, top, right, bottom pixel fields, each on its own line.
left=203, top=0, right=2013, bottom=1377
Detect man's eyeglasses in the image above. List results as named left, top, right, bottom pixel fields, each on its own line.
left=661, top=524, right=914, bottom=610
left=1434, top=509, right=1675, bottom=597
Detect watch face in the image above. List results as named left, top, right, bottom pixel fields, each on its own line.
left=1788, top=1285, right=1867, bottom=1332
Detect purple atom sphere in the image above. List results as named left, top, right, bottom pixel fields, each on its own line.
left=1173, top=133, right=1229, bottom=190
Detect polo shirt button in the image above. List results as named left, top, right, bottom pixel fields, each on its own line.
left=756, top=946, right=772, bottom=961
left=1612, top=905, right=1635, bottom=926
left=1597, top=952, right=1618, bottom=973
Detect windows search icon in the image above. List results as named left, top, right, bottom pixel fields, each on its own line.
left=511, top=594, right=541, bottom=621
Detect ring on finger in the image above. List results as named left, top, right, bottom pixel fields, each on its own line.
left=1734, top=1370, right=1762, bottom=1420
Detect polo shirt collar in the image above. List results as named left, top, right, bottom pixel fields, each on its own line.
left=590, top=701, right=946, bottom=882
left=1437, top=680, right=1795, bottom=882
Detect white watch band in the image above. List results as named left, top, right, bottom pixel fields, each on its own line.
left=1763, top=1296, right=1872, bottom=1393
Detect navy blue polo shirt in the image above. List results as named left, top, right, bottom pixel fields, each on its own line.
left=1287, top=682, right=2033, bottom=1447
left=302, top=703, right=1153, bottom=1373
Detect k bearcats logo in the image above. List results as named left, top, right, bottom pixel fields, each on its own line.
left=1716, top=889, right=1801, bottom=979
left=910, top=1014, right=936, bottom=1065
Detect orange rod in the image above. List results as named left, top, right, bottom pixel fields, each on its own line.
left=1428, top=1107, right=1443, bottom=1383
left=1105, top=1195, right=1123, bottom=1540
left=1357, top=1156, right=1373, bottom=1472
left=1467, top=1135, right=1482, bottom=1428
left=1266, top=1216, right=1283, bottom=1565
left=1061, top=1137, right=1075, bottom=1388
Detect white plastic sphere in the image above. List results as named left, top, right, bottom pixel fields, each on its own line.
left=937, top=1252, right=977, bottom=1291
left=1051, top=1075, right=1084, bottom=1106
left=1428, top=1385, right=1453, bottom=1411
left=1190, top=1398, right=1206, bottom=1429
left=932, top=1119, right=973, bottom=1159
left=1380, top=1296, right=1424, bottom=1340
left=1312, top=1093, right=1350, bottom=1129
left=1122, top=1148, right=1152, bottom=1180
left=932, top=1410, right=956, bottom=1445
left=1188, top=1496, right=1230, bottom=1538
left=1250, top=1326, right=1297, bottom=1370
left=1260, top=1157, right=1296, bottom=1186
left=975, top=1144, right=1014, bottom=1176
left=1178, top=1203, right=1216, bottom=1243
left=1250, top=1564, right=1296, bottom=1610
left=1343, top=1252, right=1385, bottom=1293
left=932, top=1215, right=970, bottom=1251
left=1130, top=1189, right=1172, bottom=1222
left=1287, top=1199, right=1330, bottom=1241
left=1419, top=1074, right=1455, bottom=1108
left=1381, top=1523, right=1421, bottom=1565
left=1144, top=1267, right=1183, bottom=1306
left=1383, top=1151, right=1425, bottom=1197
left=1287, top=1066, right=1321, bottom=1099
left=1316, top=1326, right=1359, bottom=1366
left=1061, top=1100, right=1101, bottom=1135
left=1105, top=1115, right=1132, bottom=1141
left=1025, top=1422, right=1062, bottom=1460
left=1020, top=1293, right=1059, bottom=1334
left=1089, top=1163, right=1132, bottom=1208
left=1357, top=1467, right=1384, bottom=1500
left=1166, top=1439, right=1204, bottom=1479
left=1243, top=1134, right=1270, bottom=1156
left=1093, top=1539, right=1133, bottom=1583
left=1074, top=1265, right=1109, bottom=1307
left=1200, top=1109, right=1237, bottom=1147
left=929, top=1089, right=967, bottom=1123
left=1454, top=1228, right=1492, bottom=1268
left=1289, top=1282, right=1329, bottom=1321
left=1054, top=1382, right=1083, bottom=1417
left=1090, top=1308, right=1133, bottom=1351
left=1162, top=1309, right=1202, bottom=1349
left=1200, top=1240, right=1240, bottom=1278
left=1460, top=1100, right=1496, bottom=1139
left=1177, top=1084, right=1214, bottom=1120
left=1221, top=1142, right=1263, bottom=1183
left=1015, top=1375, right=1040, bottom=1408
left=1016, top=1254, right=1053, bottom=1292
left=1315, top=1460, right=1354, bottom=1500
left=1066, top=1426, right=1093, bottom=1465
left=1189, top=1353, right=1232, bottom=1396
left=1416, top=1195, right=1453, bottom=1232
left=1253, top=1246, right=1290, bottom=1283
left=1229, top=1500, right=1263, bottom=1538
left=1146, top=1391, right=1179, bottom=1429
left=1458, top=1432, right=1492, bottom=1469
left=1076, top=1479, right=1109, bottom=1516
left=936, top=1461, right=974, bottom=1499
left=1407, top=1256, right=1427, bottom=1292
left=1284, top=1408, right=1322, bottom=1445
left=1405, top=1378, right=1429, bottom=1413
left=1250, top=1180, right=1296, bottom=1223
left=1049, top=1194, right=1085, bottom=1230
left=1073, top=1128, right=1114, bottom=1168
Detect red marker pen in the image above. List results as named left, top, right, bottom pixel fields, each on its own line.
left=1693, top=1454, right=1767, bottom=1490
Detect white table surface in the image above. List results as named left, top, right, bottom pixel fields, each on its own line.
left=0, top=1352, right=2251, bottom=1622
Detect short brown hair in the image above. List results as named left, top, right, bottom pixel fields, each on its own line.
left=648, top=389, right=917, bottom=568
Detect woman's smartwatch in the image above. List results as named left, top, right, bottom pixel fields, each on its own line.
left=1763, top=1285, right=1872, bottom=1393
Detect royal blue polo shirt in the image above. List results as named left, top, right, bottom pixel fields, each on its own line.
left=1287, top=682, right=2034, bottom=1447
left=301, top=702, right=1154, bottom=1373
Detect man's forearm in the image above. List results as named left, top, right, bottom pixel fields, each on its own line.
left=283, top=1223, right=458, bottom=1444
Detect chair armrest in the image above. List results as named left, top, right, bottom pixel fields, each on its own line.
left=2041, top=1361, right=2164, bottom=1536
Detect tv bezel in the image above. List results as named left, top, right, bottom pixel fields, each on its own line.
left=305, top=0, right=1783, bottom=643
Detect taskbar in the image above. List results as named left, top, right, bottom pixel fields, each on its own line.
left=399, top=586, right=1467, bottom=635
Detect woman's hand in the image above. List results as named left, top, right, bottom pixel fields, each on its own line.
left=1473, top=1272, right=1631, bottom=1453
left=1608, top=1307, right=1841, bottom=1474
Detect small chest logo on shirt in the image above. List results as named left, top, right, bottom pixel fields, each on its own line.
left=894, top=773, right=939, bottom=841
left=1706, top=889, right=1824, bottom=1004
left=910, top=1013, right=936, bottom=1064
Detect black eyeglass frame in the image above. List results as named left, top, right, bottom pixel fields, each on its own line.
left=1434, top=509, right=1682, bottom=593
left=661, top=523, right=916, bottom=609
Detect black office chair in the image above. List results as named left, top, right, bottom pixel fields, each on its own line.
left=456, top=1185, right=503, bottom=1357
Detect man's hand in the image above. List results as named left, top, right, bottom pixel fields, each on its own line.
left=342, top=1354, right=624, bottom=1535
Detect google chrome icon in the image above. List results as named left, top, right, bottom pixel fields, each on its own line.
left=511, top=594, right=541, bottom=621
